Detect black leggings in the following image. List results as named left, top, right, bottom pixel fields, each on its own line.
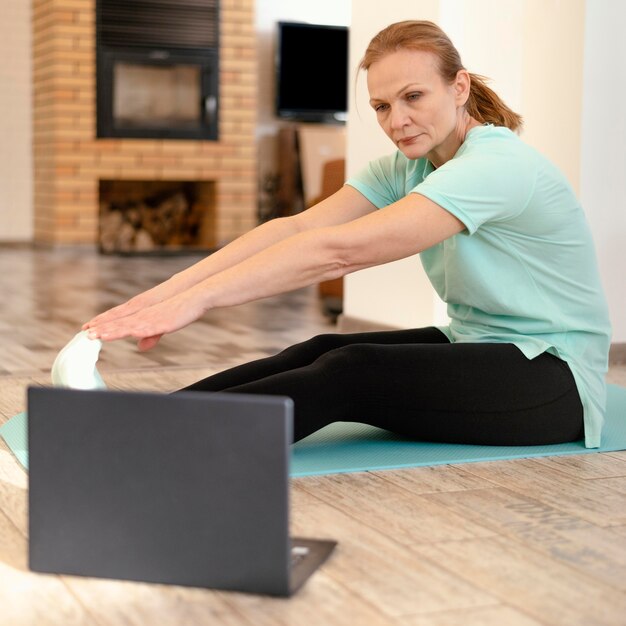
left=180, top=327, right=584, bottom=445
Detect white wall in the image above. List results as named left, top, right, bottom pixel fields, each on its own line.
left=345, top=0, right=598, bottom=332
left=581, top=0, right=626, bottom=342
left=0, top=0, right=33, bottom=241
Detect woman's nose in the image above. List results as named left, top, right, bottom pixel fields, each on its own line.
left=389, top=105, right=410, bottom=130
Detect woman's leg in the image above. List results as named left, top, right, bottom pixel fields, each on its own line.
left=181, top=327, right=448, bottom=391
left=196, top=341, right=583, bottom=446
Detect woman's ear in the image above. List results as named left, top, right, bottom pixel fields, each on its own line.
left=454, top=69, right=471, bottom=106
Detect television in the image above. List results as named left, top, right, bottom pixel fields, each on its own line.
left=275, top=21, right=349, bottom=124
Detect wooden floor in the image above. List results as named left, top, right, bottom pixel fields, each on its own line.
left=1, top=245, right=625, bottom=626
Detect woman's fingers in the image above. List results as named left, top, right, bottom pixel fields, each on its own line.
left=83, top=290, right=158, bottom=329
left=82, top=301, right=136, bottom=330
left=87, top=316, right=162, bottom=342
left=82, top=283, right=175, bottom=330
left=87, top=292, right=205, bottom=345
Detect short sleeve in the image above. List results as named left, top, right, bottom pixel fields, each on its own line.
left=346, top=152, right=424, bottom=208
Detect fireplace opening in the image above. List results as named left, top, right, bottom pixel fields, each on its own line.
left=99, top=180, right=217, bottom=255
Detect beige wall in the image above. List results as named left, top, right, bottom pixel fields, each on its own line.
left=0, top=0, right=33, bottom=241
left=345, top=0, right=587, bottom=329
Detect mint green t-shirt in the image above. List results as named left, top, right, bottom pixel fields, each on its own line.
left=346, top=125, right=611, bottom=448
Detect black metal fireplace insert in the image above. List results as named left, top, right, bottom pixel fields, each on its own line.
left=96, top=0, right=220, bottom=141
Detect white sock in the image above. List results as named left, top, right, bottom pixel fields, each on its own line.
left=51, top=330, right=107, bottom=389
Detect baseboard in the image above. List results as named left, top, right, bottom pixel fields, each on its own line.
left=0, top=240, right=35, bottom=249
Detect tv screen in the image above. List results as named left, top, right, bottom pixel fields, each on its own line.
left=275, top=21, right=348, bottom=124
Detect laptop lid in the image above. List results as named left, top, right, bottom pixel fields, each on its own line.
left=27, top=386, right=335, bottom=596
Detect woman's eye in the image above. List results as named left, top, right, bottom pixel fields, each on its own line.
left=375, top=104, right=389, bottom=113
left=407, top=92, right=422, bottom=101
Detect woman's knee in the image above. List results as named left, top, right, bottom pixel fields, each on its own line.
left=279, top=333, right=345, bottom=358
left=313, top=343, right=380, bottom=381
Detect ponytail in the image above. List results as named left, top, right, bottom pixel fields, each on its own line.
left=467, top=73, right=523, bottom=131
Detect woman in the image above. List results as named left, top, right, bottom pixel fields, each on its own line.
left=85, top=21, right=611, bottom=448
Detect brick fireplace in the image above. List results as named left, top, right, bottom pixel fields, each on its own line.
left=32, top=0, right=257, bottom=250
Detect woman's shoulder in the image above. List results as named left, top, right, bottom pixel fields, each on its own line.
left=462, top=124, right=526, bottom=152
left=461, top=124, right=545, bottom=161
left=466, top=123, right=518, bottom=140
left=452, top=124, right=545, bottom=177
left=463, top=125, right=574, bottom=192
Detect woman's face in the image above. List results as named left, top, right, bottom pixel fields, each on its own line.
left=367, top=48, right=470, bottom=166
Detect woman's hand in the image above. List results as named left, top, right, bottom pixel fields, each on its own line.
left=82, top=276, right=185, bottom=331
left=86, top=290, right=207, bottom=351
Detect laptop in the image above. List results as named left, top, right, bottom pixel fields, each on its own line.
left=27, top=386, right=337, bottom=597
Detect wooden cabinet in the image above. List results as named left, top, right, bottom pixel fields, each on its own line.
left=276, top=126, right=303, bottom=217
left=276, top=124, right=346, bottom=216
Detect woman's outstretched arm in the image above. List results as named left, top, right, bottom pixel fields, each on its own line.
left=86, top=189, right=463, bottom=351
left=83, top=186, right=375, bottom=331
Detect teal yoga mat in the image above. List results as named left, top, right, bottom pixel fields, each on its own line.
left=2, top=384, right=626, bottom=476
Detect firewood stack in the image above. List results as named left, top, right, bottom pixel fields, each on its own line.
left=99, top=188, right=202, bottom=253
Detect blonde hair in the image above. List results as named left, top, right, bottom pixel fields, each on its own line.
left=360, top=20, right=523, bottom=132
